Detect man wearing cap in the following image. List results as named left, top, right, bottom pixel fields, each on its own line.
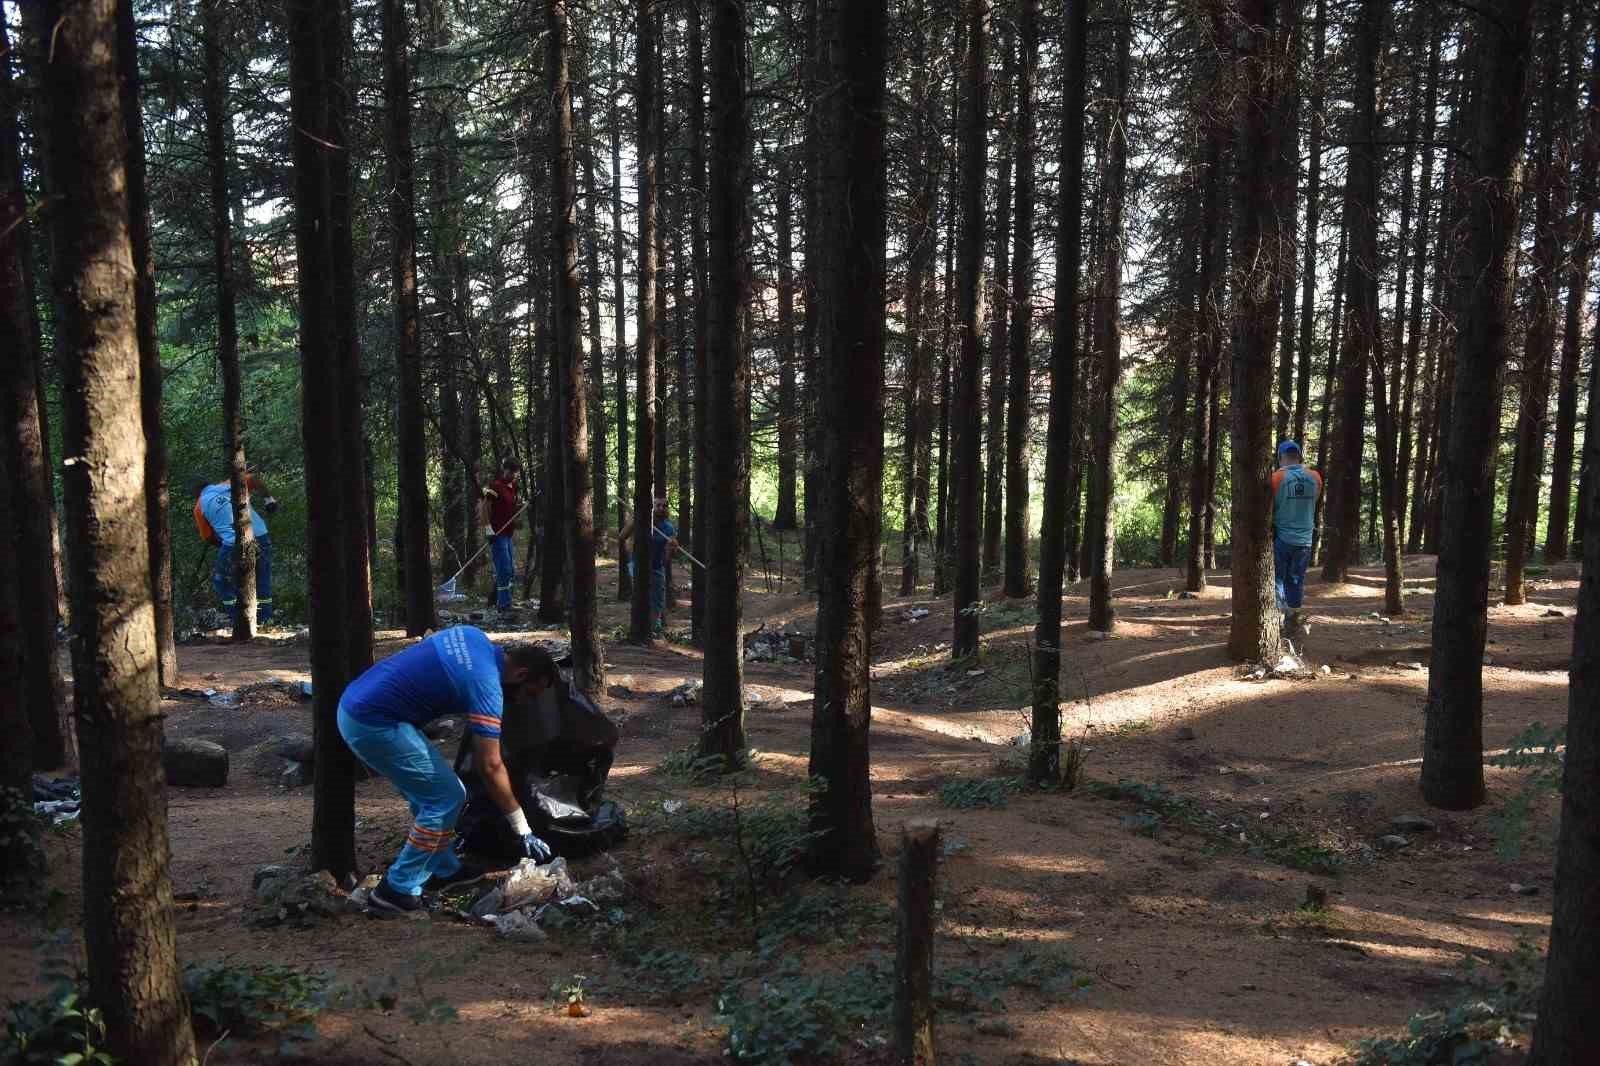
left=1269, top=441, right=1321, bottom=650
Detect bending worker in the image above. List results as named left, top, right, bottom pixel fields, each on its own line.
left=194, top=471, right=276, bottom=626
left=338, top=626, right=560, bottom=916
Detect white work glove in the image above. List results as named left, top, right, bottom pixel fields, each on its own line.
left=484, top=524, right=497, bottom=541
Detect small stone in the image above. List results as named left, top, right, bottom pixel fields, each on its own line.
left=1376, top=834, right=1411, bottom=851
left=162, top=738, right=229, bottom=788
left=1509, top=882, right=1539, bottom=896
left=274, top=734, right=316, bottom=763
left=1390, top=814, right=1436, bottom=833
left=280, top=761, right=312, bottom=788
left=1304, top=883, right=1328, bottom=909
left=281, top=871, right=346, bottom=917
left=1178, top=591, right=1199, bottom=600
left=1174, top=726, right=1197, bottom=742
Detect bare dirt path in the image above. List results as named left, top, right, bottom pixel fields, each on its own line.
left=3, top=556, right=1573, bottom=1065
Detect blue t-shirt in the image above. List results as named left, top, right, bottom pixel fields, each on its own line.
left=1271, top=464, right=1321, bottom=548
left=341, top=626, right=508, bottom=739
left=650, top=519, right=676, bottom=573
left=199, top=483, right=268, bottom=546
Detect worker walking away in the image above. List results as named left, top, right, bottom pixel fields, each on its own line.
left=338, top=626, right=560, bottom=916
left=1269, top=441, right=1322, bottom=653
left=195, top=470, right=277, bottom=627
left=482, top=458, right=523, bottom=613
left=619, top=495, right=677, bottom=636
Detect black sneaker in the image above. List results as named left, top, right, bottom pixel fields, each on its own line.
left=424, top=861, right=490, bottom=893
left=368, top=878, right=423, bottom=917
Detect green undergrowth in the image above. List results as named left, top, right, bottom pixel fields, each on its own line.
left=1485, top=722, right=1566, bottom=860
left=1092, top=778, right=1343, bottom=876
left=1349, top=942, right=1542, bottom=1066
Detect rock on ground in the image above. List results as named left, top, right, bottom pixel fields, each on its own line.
left=163, top=738, right=229, bottom=788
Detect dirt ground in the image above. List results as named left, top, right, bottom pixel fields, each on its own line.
left=2, top=554, right=1576, bottom=1066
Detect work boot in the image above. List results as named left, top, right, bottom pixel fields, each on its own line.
left=368, top=877, right=423, bottom=917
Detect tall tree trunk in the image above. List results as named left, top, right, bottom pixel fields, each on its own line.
left=631, top=0, right=659, bottom=642
left=32, top=1, right=197, bottom=1057
left=0, top=403, right=36, bottom=895
left=701, top=0, right=750, bottom=763
left=1030, top=0, right=1086, bottom=785
left=690, top=3, right=710, bottom=637
left=1003, top=0, right=1038, bottom=598
left=1, top=9, right=69, bottom=771
left=1546, top=28, right=1597, bottom=562
left=1228, top=0, right=1291, bottom=662
left=1292, top=0, right=1326, bottom=448
left=1312, top=223, right=1347, bottom=561
left=1578, top=312, right=1599, bottom=552
left=383, top=0, right=433, bottom=636
left=808, top=0, right=886, bottom=881
left=901, top=7, right=932, bottom=594
left=609, top=17, right=632, bottom=603
left=202, top=0, right=257, bottom=643
left=1505, top=11, right=1572, bottom=604
left=1274, top=0, right=1302, bottom=447
left=1421, top=0, right=1537, bottom=811
left=951, top=0, right=987, bottom=660
left=1321, top=0, right=1382, bottom=585
left=1528, top=190, right=1600, bottom=1066
left=983, top=21, right=1015, bottom=577
left=1086, top=10, right=1131, bottom=635
left=550, top=0, right=602, bottom=692
left=580, top=95, right=609, bottom=546
left=326, top=0, right=372, bottom=681
left=1398, top=17, right=1441, bottom=556
left=800, top=0, right=822, bottom=592
left=1186, top=91, right=1226, bottom=594
left=288, top=0, right=356, bottom=881
left=776, top=164, right=799, bottom=532
left=934, top=92, right=958, bottom=600
left=115, top=0, right=177, bottom=684
left=1159, top=198, right=1198, bottom=569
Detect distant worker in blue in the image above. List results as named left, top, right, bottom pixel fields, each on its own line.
left=338, top=626, right=560, bottom=916
left=193, top=471, right=277, bottom=627
left=1269, top=441, right=1322, bottom=652
left=618, top=495, right=677, bottom=636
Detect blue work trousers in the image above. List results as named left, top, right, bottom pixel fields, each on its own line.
left=1274, top=538, right=1312, bottom=611
left=490, top=534, right=515, bottom=610
left=213, top=535, right=273, bottom=624
left=337, top=706, right=466, bottom=895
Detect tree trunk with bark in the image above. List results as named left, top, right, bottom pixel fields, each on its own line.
left=1003, top=0, right=1038, bottom=598
left=983, top=21, right=1015, bottom=578
left=631, top=0, right=659, bottom=643
left=1505, top=12, right=1573, bottom=603
left=1086, top=10, right=1131, bottom=635
left=1159, top=198, right=1198, bottom=569
left=1274, top=0, right=1301, bottom=447
left=1421, top=0, right=1537, bottom=812
left=115, top=0, right=177, bottom=685
left=549, top=0, right=603, bottom=693
left=1030, top=0, right=1086, bottom=785
left=33, top=2, right=198, bottom=1057
left=808, top=0, right=886, bottom=882
left=1321, top=0, right=1381, bottom=585
left=1186, top=96, right=1226, bottom=594
left=1397, top=18, right=1441, bottom=554
left=1292, top=0, right=1326, bottom=449
left=689, top=3, right=710, bottom=637
left=202, top=0, right=256, bottom=643
left=1, top=9, right=69, bottom=772
left=776, top=165, right=799, bottom=533
left=1228, top=0, right=1291, bottom=663
left=383, top=0, right=433, bottom=636
left=952, top=0, right=987, bottom=660
left=288, top=0, right=357, bottom=881
left=699, top=0, right=750, bottom=763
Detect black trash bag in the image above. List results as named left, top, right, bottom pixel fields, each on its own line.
left=452, top=677, right=626, bottom=861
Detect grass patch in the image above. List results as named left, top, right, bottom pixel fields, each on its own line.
left=939, top=776, right=1024, bottom=810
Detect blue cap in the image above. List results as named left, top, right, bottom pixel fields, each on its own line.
left=1277, top=440, right=1301, bottom=456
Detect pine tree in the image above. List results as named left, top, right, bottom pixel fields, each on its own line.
left=30, top=1, right=197, bottom=1056
left=1002, top=0, right=1039, bottom=599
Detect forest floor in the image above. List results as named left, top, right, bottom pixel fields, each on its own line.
left=1, top=554, right=1576, bottom=1066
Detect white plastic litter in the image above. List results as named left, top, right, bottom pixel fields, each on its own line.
left=491, top=910, right=548, bottom=942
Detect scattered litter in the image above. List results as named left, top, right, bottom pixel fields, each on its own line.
left=666, top=680, right=704, bottom=707
left=902, top=608, right=931, bottom=623
left=1008, top=731, right=1031, bottom=748
left=490, top=910, right=549, bottom=942
left=1509, top=882, right=1539, bottom=896
left=966, top=669, right=987, bottom=678
left=662, top=799, right=685, bottom=814
left=207, top=690, right=241, bottom=708
left=1395, top=661, right=1424, bottom=672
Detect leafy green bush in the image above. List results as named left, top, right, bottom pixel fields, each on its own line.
left=183, top=962, right=330, bottom=1040
left=0, top=787, right=46, bottom=905
left=2, top=988, right=115, bottom=1066
left=1486, top=722, right=1565, bottom=859
left=717, top=953, right=896, bottom=1065
left=939, top=776, right=1022, bottom=809
left=1352, top=943, right=1542, bottom=1065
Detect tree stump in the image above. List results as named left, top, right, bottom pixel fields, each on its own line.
left=895, top=819, right=939, bottom=1064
